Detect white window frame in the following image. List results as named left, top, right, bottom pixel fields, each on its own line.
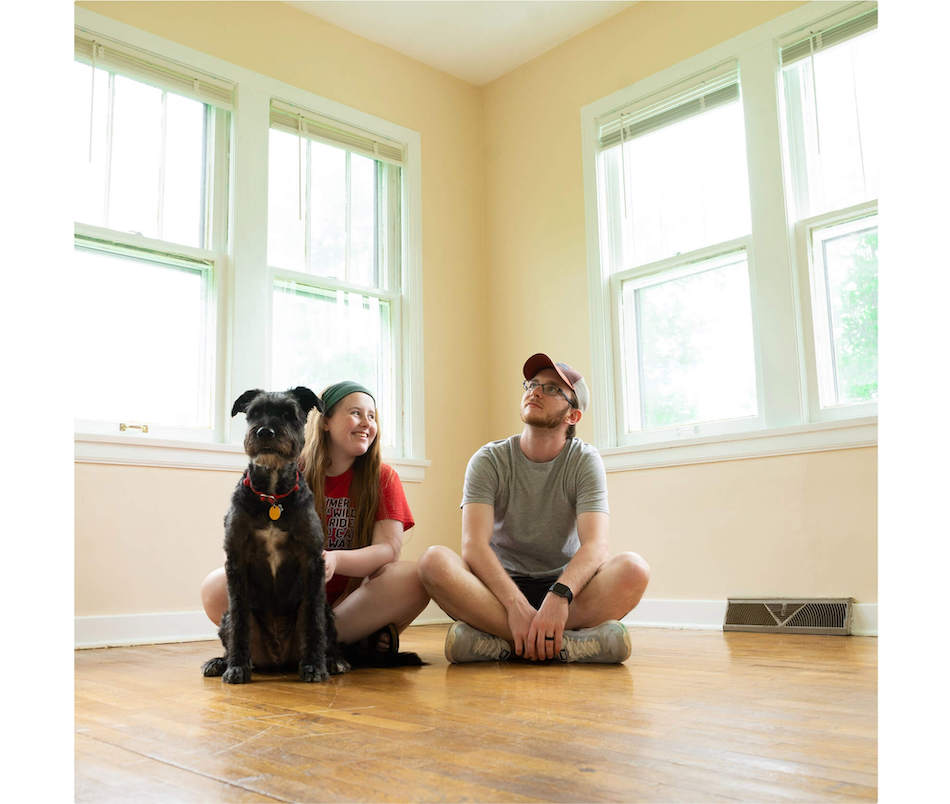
left=581, top=1, right=877, bottom=471
left=73, top=7, right=428, bottom=481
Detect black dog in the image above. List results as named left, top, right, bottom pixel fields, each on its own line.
left=202, top=387, right=349, bottom=683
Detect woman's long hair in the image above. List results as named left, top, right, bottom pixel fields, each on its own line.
left=300, top=399, right=381, bottom=552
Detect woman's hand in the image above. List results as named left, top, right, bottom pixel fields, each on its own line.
left=323, top=550, right=337, bottom=582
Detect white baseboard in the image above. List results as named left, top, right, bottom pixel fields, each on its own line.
left=75, top=599, right=877, bottom=648
left=622, top=598, right=728, bottom=630
left=76, top=610, right=218, bottom=649
left=851, top=603, right=877, bottom=636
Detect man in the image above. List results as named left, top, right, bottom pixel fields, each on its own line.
left=418, top=353, right=650, bottom=663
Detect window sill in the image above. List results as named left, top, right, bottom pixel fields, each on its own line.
left=74, top=433, right=430, bottom=482
left=599, top=417, right=876, bottom=472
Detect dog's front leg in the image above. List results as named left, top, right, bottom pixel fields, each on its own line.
left=297, top=554, right=329, bottom=682
left=222, top=555, right=253, bottom=684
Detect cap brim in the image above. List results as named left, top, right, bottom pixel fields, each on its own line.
left=522, top=353, right=574, bottom=389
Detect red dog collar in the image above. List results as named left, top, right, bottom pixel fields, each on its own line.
left=243, top=470, right=300, bottom=521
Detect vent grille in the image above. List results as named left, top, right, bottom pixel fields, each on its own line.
left=724, top=598, right=853, bottom=635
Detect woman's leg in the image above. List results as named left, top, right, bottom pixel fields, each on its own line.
left=331, top=560, right=430, bottom=644
left=201, top=567, right=228, bottom=626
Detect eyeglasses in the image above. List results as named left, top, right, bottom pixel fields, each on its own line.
left=522, top=379, right=577, bottom=408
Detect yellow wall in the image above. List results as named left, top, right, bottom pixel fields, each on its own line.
left=75, top=1, right=875, bottom=619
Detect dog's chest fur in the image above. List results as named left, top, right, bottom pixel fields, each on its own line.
left=254, top=524, right=288, bottom=578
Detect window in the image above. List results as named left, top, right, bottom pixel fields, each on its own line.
left=267, top=101, right=406, bottom=450
left=73, top=12, right=426, bottom=469
left=582, top=1, right=878, bottom=464
left=74, top=29, right=231, bottom=438
left=595, top=63, right=760, bottom=444
left=779, top=6, right=878, bottom=418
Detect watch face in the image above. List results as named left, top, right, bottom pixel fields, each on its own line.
left=550, top=582, right=573, bottom=602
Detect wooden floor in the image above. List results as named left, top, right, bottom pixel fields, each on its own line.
left=76, top=624, right=876, bottom=802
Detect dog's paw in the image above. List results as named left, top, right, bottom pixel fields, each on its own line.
left=328, top=656, right=351, bottom=675
left=202, top=657, right=227, bottom=677
left=222, top=665, right=252, bottom=684
left=299, top=663, right=329, bottom=683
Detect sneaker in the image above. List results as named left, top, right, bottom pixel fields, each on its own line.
left=558, top=620, right=631, bottom=663
left=444, top=621, right=512, bottom=663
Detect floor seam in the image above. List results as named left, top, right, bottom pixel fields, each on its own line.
left=78, top=733, right=293, bottom=803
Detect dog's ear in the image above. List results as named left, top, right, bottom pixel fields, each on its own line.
left=288, top=386, right=323, bottom=416
left=231, top=389, right=264, bottom=417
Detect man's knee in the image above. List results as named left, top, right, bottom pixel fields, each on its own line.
left=417, top=545, right=461, bottom=590
left=620, top=551, right=650, bottom=593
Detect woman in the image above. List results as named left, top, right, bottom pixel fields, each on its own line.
left=200, top=380, right=429, bottom=663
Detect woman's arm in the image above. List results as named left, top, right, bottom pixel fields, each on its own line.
left=326, top=518, right=403, bottom=579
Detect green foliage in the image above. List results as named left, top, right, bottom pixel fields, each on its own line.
left=834, top=230, right=878, bottom=402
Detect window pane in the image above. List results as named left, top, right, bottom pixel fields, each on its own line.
left=621, top=252, right=757, bottom=431
left=781, top=28, right=879, bottom=218
left=811, top=219, right=878, bottom=407
left=271, top=283, right=395, bottom=448
left=162, top=93, right=205, bottom=247
left=74, top=62, right=110, bottom=227
left=109, top=75, right=163, bottom=237
left=75, top=64, right=211, bottom=246
left=73, top=246, right=213, bottom=428
left=600, top=99, right=751, bottom=271
left=350, top=153, right=377, bottom=286
left=267, top=128, right=306, bottom=271
left=308, top=140, right=347, bottom=279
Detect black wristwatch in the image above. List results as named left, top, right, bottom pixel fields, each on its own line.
left=548, top=581, right=574, bottom=604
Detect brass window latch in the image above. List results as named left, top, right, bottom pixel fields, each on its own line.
left=119, top=423, right=149, bottom=433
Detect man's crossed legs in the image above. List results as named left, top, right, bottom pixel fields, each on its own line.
left=418, top=547, right=650, bottom=663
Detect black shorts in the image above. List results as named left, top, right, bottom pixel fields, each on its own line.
left=509, top=573, right=559, bottom=609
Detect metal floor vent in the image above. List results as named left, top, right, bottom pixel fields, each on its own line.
left=724, top=598, right=853, bottom=635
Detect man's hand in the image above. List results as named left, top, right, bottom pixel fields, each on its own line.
left=525, top=594, right=570, bottom=660
left=323, top=550, right=337, bottom=582
left=506, top=597, right=539, bottom=659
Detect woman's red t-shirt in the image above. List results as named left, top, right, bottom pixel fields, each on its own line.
left=323, top=463, right=414, bottom=603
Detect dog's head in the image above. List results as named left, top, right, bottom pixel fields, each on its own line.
left=232, top=387, right=323, bottom=468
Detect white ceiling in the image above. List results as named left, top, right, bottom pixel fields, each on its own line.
left=285, top=1, right=636, bottom=86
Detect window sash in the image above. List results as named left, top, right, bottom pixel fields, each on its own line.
left=610, top=238, right=761, bottom=442
left=75, top=28, right=234, bottom=110
left=796, top=203, right=878, bottom=421
left=268, top=127, right=402, bottom=291
left=73, top=231, right=218, bottom=438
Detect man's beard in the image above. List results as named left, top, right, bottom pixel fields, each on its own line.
left=520, top=401, right=571, bottom=430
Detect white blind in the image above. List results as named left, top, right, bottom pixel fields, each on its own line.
left=780, top=5, right=877, bottom=66
left=597, top=61, right=739, bottom=150
left=270, top=100, right=405, bottom=165
left=75, top=28, right=234, bottom=110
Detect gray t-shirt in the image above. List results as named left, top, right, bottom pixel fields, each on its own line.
left=461, top=435, right=609, bottom=578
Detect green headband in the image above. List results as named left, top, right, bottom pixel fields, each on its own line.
left=320, top=381, right=375, bottom=414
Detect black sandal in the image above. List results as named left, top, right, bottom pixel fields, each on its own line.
left=343, top=623, right=424, bottom=667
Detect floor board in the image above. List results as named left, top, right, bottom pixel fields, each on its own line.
left=75, top=624, right=876, bottom=802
